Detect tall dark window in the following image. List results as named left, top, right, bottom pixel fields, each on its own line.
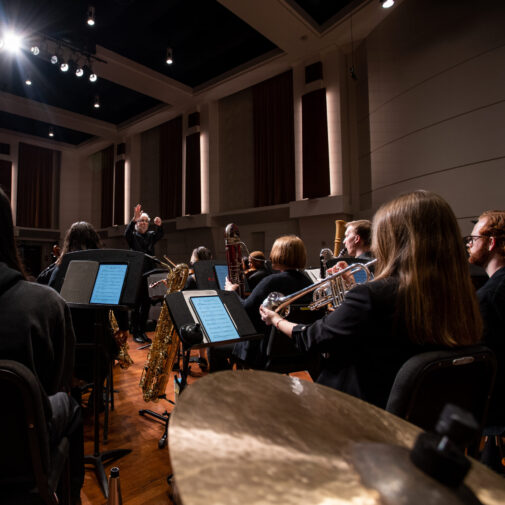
left=185, top=132, right=201, bottom=215
left=252, top=70, right=295, bottom=206
left=17, top=143, right=60, bottom=228
left=159, top=116, right=183, bottom=219
left=0, top=159, right=12, bottom=199
left=302, top=88, right=330, bottom=199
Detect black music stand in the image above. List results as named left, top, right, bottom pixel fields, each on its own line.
left=139, top=290, right=262, bottom=449
left=53, top=249, right=150, bottom=498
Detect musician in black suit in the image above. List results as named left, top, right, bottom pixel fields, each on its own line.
left=208, top=235, right=312, bottom=371
left=261, top=191, right=482, bottom=409
left=466, top=210, right=505, bottom=468
left=0, top=188, right=83, bottom=502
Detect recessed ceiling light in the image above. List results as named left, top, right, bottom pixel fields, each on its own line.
left=89, top=72, right=97, bottom=82
left=166, top=47, right=173, bottom=65
left=48, top=127, right=54, bottom=138
left=380, top=0, right=395, bottom=8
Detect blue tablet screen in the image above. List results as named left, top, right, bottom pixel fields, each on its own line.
left=214, top=264, right=229, bottom=290
left=90, top=264, right=128, bottom=305
left=190, top=295, right=240, bottom=342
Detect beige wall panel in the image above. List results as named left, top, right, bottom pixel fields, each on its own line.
left=218, top=88, right=254, bottom=212
left=369, top=159, right=505, bottom=235
left=370, top=102, right=505, bottom=190
left=139, top=126, right=161, bottom=217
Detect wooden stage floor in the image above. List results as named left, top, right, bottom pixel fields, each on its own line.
left=80, top=333, right=311, bottom=504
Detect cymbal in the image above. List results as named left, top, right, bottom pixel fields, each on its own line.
left=169, top=370, right=505, bottom=505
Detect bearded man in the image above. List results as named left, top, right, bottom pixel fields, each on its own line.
left=467, top=210, right=505, bottom=469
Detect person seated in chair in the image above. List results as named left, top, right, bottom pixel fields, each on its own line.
left=260, top=190, right=483, bottom=409
left=208, top=235, right=313, bottom=371
left=0, top=188, right=83, bottom=503
left=49, top=221, right=128, bottom=400
left=245, top=250, right=270, bottom=291
left=466, top=210, right=505, bottom=469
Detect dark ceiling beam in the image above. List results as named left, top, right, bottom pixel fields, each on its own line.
left=0, top=91, right=117, bottom=139
left=95, top=46, right=193, bottom=106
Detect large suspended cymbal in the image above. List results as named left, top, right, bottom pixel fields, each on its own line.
left=169, top=370, right=505, bottom=505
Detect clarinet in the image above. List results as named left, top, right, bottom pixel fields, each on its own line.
left=225, top=223, right=246, bottom=297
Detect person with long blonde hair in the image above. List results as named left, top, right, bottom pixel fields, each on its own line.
left=260, top=190, right=482, bottom=408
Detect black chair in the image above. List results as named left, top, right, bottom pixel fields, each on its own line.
left=0, top=360, right=70, bottom=505
left=386, top=345, right=496, bottom=453
left=264, top=304, right=325, bottom=379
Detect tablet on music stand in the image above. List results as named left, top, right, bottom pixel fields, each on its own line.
left=189, top=295, right=241, bottom=343
left=214, top=264, right=229, bottom=290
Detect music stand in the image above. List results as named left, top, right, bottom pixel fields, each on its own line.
left=53, top=249, right=149, bottom=498
left=193, top=260, right=251, bottom=292
left=139, top=290, right=262, bottom=449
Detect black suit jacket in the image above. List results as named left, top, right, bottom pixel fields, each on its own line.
left=478, top=266, right=505, bottom=426
left=292, top=278, right=436, bottom=409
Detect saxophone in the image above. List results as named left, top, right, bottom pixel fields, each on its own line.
left=109, top=311, right=134, bottom=370
left=139, top=261, right=189, bottom=402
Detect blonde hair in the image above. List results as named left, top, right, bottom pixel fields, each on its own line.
left=346, top=220, right=372, bottom=247
left=372, top=190, right=482, bottom=347
left=270, top=235, right=306, bottom=270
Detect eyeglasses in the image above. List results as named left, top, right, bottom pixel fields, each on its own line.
left=137, top=219, right=149, bottom=223
left=464, top=235, right=488, bottom=245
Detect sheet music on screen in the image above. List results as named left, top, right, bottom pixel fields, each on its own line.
left=90, top=264, right=128, bottom=305
left=214, top=265, right=228, bottom=290
left=189, top=295, right=240, bottom=342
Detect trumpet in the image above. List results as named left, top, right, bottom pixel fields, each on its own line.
left=262, top=259, right=377, bottom=317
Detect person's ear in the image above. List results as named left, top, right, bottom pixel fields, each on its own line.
left=488, top=236, right=496, bottom=251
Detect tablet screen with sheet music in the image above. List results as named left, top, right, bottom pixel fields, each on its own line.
left=189, top=295, right=240, bottom=343
left=214, top=264, right=229, bottom=290
left=90, top=264, right=128, bottom=305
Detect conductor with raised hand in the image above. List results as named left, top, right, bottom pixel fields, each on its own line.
left=125, top=203, right=164, bottom=343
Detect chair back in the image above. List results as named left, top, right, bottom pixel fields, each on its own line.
left=386, top=345, right=496, bottom=434
left=265, top=304, right=325, bottom=378
left=0, top=360, right=61, bottom=504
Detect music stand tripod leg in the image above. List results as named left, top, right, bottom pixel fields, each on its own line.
left=84, top=316, right=131, bottom=498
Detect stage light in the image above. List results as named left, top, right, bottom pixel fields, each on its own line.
left=30, top=45, right=40, bottom=55
left=48, top=127, right=54, bottom=138
left=25, top=78, right=32, bottom=86
left=51, top=54, right=58, bottom=64
left=60, top=61, right=69, bottom=72
left=89, top=72, right=97, bottom=82
left=3, top=31, right=22, bottom=53
left=166, top=47, right=173, bottom=65
left=87, top=6, right=96, bottom=26
left=380, top=0, right=395, bottom=8
left=93, top=95, right=100, bottom=109
left=75, top=66, right=84, bottom=77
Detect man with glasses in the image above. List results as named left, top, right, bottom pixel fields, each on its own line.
left=466, top=210, right=505, bottom=470
left=125, top=203, right=164, bottom=344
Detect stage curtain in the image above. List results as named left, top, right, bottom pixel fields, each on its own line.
left=0, top=159, right=11, bottom=199
left=159, top=116, right=183, bottom=219
left=302, top=88, right=330, bottom=199
left=17, top=143, right=59, bottom=228
left=252, top=70, right=295, bottom=206
left=114, top=159, right=125, bottom=225
left=100, top=145, right=114, bottom=228
left=185, top=132, right=201, bottom=215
